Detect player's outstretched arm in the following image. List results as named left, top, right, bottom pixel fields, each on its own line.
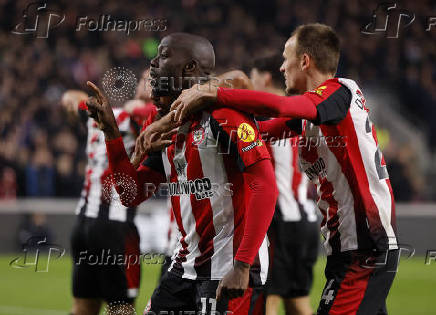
left=85, top=81, right=121, bottom=140
left=216, top=159, right=277, bottom=301
left=85, top=81, right=170, bottom=206
left=171, top=87, right=318, bottom=123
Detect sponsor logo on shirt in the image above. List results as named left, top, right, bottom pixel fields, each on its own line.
left=168, top=177, right=213, bottom=200
left=237, top=123, right=256, bottom=142
left=305, top=157, right=327, bottom=180
left=310, top=85, right=327, bottom=96
left=241, top=139, right=263, bottom=152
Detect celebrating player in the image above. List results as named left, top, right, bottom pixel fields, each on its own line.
left=170, top=24, right=399, bottom=315
left=85, top=33, right=277, bottom=315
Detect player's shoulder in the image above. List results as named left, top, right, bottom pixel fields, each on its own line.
left=306, top=78, right=341, bottom=99
left=305, top=78, right=352, bottom=106
left=209, top=107, right=254, bottom=126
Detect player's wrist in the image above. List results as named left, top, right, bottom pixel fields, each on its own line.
left=234, top=259, right=250, bottom=270
left=104, top=126, right=122, bottom=141
left=202, top=87, right=218, bottom=104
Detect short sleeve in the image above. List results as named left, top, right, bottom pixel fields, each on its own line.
left=209, top=108, right=270, bottom=172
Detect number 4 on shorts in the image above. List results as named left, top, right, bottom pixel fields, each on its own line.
left=321, top=279, right=336, bottom=305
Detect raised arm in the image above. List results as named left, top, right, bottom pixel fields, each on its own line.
left=217, top=88, right=317, bottom=119
left=85, top=81, right=175, bottom=207
left=105, top=137, right=165, bottom=207
left=170, top=86, right=317, bottom=123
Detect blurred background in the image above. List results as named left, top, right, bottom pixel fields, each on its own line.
left=0, top=0, right=435, bottom=314
left=0, top=0, right=435, bottom=201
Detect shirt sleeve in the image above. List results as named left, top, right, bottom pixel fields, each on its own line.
left=209, top=108, right=270, bottom=172
left=105, top=137, right=165, bottom=207
left=303, top=82, right=352, bottom=125
left=216, top=88, right=318, bottom=120
left=257, top=118, right=302, bottom=141
left=234, top=159, right=277, bottom=264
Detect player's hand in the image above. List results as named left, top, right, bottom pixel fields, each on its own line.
left=86, top=81, right=121, bottom=140
left=61, top=89, right=87, bottom=116
left=130, top=111, right=180, bottom=168
left=170, top=84, right=218, bottom=123
left=216, top=260, right=250, bottom=301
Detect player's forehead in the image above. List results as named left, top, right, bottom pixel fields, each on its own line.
left=283, top=36, right=297, bottom=57
left=160, top=35, right=187, bottom=50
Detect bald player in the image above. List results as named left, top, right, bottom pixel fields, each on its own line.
left=170, top=24, right=399, bottom=315
left=86, top=33, right=277, bottom=315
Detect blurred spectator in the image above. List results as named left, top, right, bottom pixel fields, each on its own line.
left=55, top=153, right=81, bottom=197
left=17, top=213, right=53, bottom=249
left=0, top=0, right=434, bottom=199
left=0, top=167, right=17, bottom=199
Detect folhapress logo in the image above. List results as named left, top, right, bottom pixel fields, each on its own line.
left=361, top=2, right=415, bottom=38
left=11, top=1, right=65, bottom=38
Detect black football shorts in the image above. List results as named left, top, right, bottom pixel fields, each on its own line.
left=71, top=216, right=141, bottom=303
left=266, top=210, right=319, bottom=298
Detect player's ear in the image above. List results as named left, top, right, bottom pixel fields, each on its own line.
left=301, top=53, right=310, bottom=71
left=264, top=72, right=272, bottom=88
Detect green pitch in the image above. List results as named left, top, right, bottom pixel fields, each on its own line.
left=0, top=254, right=434, bottom=314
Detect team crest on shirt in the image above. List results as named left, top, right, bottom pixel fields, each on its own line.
left=310, top=85, right=327, bottom=96
left=237, top=123, right=256, bottom=142
left=192, top=127, right=205, bottom=145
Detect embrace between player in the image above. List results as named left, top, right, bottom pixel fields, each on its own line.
left=86, top=24, right=398, bottom=315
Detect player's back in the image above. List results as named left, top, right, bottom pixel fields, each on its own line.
left=298, top=78, right=397, bottom=255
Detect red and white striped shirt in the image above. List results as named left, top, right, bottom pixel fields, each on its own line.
left=268, top=139, right=317, bottom=222
left=216, top=78, right=398, bottom=255
left=299, top=78, right=397, bottom=255
left=107, top=107, right=273, bottom=283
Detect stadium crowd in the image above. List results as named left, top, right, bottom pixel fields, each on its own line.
left=0, top=0, right=435, bottom=200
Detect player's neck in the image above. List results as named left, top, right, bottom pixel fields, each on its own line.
left=306, top=71, right=334, bottom=92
